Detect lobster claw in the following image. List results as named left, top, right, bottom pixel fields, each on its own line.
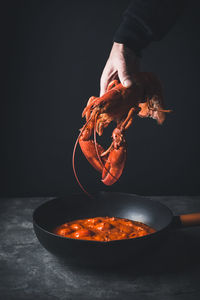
left=101, top=128, right=127, bottom=186
left=79, top=139, right=106, bottom=173
left=79, top=129, right=127, bottom=185
left=102, top=145, right=127, bottom=185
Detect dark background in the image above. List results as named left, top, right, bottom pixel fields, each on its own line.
left=1, top=0, right=200, bottom=197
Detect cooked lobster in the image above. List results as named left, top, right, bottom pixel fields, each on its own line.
left=73, top=72, right=171, bottom=194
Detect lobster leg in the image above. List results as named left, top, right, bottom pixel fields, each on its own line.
left=82, top=84, right=122, bottom=119
left=106, top=80, right=119, bottom=91
left=84, top=81, right=119, bottom=121
left=120, top=107, right=135, bottom=130
left=85, top=96, right=96, bottom=121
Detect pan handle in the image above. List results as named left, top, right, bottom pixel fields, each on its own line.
left=179, top=213, right=200, bottom=227
left=173, top=213, right=200, bottom=228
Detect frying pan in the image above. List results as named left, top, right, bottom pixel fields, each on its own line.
left=33, top=192, right=200, bottom=266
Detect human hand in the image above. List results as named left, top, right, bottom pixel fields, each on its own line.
left=100, top=42, right=140, bottom=96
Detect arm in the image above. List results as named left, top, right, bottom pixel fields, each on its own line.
left=100, top=0, right=185, bottom=96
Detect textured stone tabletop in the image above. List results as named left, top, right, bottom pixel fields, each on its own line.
left=1, top=196, right=200, bottom=300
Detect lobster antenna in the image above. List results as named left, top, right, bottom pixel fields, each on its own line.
left=150, top=108, right=172, bottom=113
left=72, top=117, right=94, bottom=199
left=93, top=114, right=118, bottom=182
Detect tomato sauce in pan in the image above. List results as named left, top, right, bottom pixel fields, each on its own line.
left=53, top=217, right=156, bottom=242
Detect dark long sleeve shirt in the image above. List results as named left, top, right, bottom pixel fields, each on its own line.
left=113, top=0, right=185, bottom=55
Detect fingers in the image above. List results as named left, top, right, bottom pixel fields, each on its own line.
left=100, top=64, right=117, bottom=96
left=100, top=73, right=107, bottom=97
left=100, top=43, right=140, bottom=96
left=100, top=60, right=109, bottom=96
left=117, top=61, right=133, bottom=88
left=100, top=63, right=132, bottom=97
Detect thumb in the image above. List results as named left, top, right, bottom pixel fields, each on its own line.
left=118, top=63, right=133, bottom=88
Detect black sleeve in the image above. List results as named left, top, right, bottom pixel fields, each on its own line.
left=113, top=0, right=185, bottom=55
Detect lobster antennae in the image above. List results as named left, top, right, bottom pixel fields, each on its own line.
left=150, top=108, right=172, bottom=113
left=72, top=117, right=94, bottom=199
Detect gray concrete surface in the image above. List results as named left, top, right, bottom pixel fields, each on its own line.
left=0, top=196, right=200, bottom=300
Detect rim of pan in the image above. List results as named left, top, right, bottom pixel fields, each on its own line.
left=32, top=194, right=174, bottom=244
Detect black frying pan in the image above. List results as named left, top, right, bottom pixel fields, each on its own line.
left=33, top=192, right=200, bottom=266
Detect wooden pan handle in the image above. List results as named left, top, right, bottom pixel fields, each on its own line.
left=179, top=213, right=200, bottom=227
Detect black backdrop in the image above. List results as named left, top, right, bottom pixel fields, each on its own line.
left=2, top=0, right=200, bottom=197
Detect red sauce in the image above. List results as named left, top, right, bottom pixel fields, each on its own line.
left=53, top=217, right=156, bottom=242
